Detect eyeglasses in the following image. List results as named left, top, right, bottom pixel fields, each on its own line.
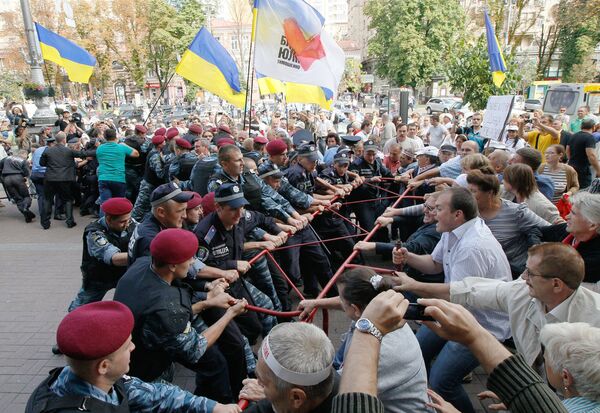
left=424, top=204, right=436, bottom=212
left=523, top=267, right=554, bottom=280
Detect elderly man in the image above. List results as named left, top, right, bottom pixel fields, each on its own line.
left=238, top=323, right=337, bottom=413
left=392, top=187, right=511, bottom=413
left=26, top=301, right=242, bottom=413
left=539, top=191, right=600, bottom=288
left=393, top=242, right=600, bottom=375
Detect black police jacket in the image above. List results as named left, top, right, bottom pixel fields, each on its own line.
left=128, top=215, right=164, bottom=265
left=174, top=154, right=197, bottom=181
left=124, top=136, right=146, bottom=170
left=348, top=156, right=394, bottom=198
left=114, top=257, right=194, bottom=382
left=285, top=164, right=316, bottom=194
left=194, top=210, right=280, bottom=270
left=81, top=220, right=135, bottom=285
left=25, top=368, right=129, bottom=413
left=143, top=149, right=166, bottom=187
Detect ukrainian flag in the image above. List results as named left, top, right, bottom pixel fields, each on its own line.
left=35, top=23, right=96, bottom=84
left=256, top=72, right=333, bottom=110
left=484, top=10, right=507, bottom=88
left=176, top=27, right=246, bottom=108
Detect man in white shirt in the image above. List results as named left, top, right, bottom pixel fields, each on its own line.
left=406, top=123, right=425, bottom=148
left=381, top=114, right=396, bottom=144
left=354, top=120, right=372, bottom=142
left=426, top=114, right=449, bottom=148
left=392, top=187, right=511, bottom=413
left=393, top=242, right=600, bottom=374
left=382, top=123, right=421, bottom=155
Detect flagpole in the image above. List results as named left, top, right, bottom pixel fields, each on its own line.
left=144, top=73, right=175, bottom=126
left=243, top=4, right=259, bottom=130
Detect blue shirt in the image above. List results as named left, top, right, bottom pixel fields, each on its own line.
left=50, top=366, right=216, bottom=412
left=534, top=173, right=555, bottom=201
left=31, top=146, right=47, bottom=176
left=96, top=141, right=134, bottom=183
left=322, top=146, right=339, bottom=165
left=563, top=397, right=600, bottom=413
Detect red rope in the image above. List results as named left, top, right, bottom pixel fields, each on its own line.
left=305, top=188, right=412, bottom=322
left=245, top=304, right=301, bottom=317
left=341, top=195, right=399, bottom=206
left=344, top=263, right=396, bottom=274
left=363, top=181, right=403, bottom=197
left=265, top=250, right=305, bottom=301
left=270, top=233, right=367, bottom=251
left=323, top=205, right=369, bottom=233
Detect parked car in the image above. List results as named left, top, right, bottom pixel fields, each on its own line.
left=524, top=99, right=543, bottom=112
left=451, top=101, right=474, bottom=125
left=425, top=97, right=460, bottom=114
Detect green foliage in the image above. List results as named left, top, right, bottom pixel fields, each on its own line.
left=146, top=0, right=205, bottom=88
left=557, top=0, right=600, bottom=82
left=365, top=0, right=466, bottom=87
left=0, top=72, right=26, bottom=101
left=446, top=36, right=522, bottom=111
left=340, top=59, right=363, bottom=93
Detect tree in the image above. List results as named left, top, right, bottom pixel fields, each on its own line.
left=339, top=59, right=363, bottom=94
left=446, top=36, right=522, bottom=111
left=365, top=0, right=467, bottom=88
left=228, top=0, right=252, bottom=76
left=557, top=0, right=600, bottom=82
left=0, top=71, right=24, bottom=102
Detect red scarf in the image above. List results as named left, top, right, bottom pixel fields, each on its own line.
left=562, top=234, right=581, bottom=249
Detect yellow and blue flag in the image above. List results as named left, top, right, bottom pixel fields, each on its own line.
left=176, top=27, right=246, bottom=108
left=484, top=10, right=507, bottom=88
left=35, top=23, right=96, bottom=84
left=256, top=73, right=334, bottom=110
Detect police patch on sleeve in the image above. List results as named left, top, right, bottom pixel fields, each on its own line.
left=91, top=233, right=108, bottom=247
left=197, top=246, right=209, bottom=262
left=245, top=210, right=251, bottom=220
left=204, top=226, right=216, bottom=244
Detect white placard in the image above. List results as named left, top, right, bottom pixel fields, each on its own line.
left=480, top=95, right=515, bottom=141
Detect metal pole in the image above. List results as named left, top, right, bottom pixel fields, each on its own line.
left=144, top=73, right=175, bottom=126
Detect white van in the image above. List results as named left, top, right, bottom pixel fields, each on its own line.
left=543, top=83, right=600, bottom=117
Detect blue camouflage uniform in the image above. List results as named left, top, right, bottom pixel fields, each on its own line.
left=44, top=366, right=217, bottom=412
left=131, top=148, right=167, bottom=222
left=114, top=257, right=247, bottom=403
left=169, top=151, right=198, bottom=181
left=69, top=217, right=136, bottom=312
left=261, top=159, right=314, bottom=210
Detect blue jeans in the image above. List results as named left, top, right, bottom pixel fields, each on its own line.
left=417, top=325, right=480, bottom=413
left=68, top=279, right=116, bottom=312
left=98, top=180, right=127, bottom=217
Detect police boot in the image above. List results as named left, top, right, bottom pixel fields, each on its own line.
left=65, top=202, right=77, bottom=228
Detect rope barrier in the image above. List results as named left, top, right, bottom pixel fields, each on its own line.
left=265, top=250, right=305, bottom=301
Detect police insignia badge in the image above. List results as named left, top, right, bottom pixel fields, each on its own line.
left=92, top=233, right=108, bottom=247
left=197, top=246, right=209, bottom=262
left=233, top=185, right=240, bottom=193
left=204, top=226, right=216, bottom=244
left=245, top=210, right=251, bottom=220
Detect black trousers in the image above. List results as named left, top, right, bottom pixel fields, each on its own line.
left=312, top=215, right=356, bottom=271
left=42, top=180, right=74, bottom=227
left=190, top=307, right=248, bottom=403
left=353, top=199, right=390, bottom=242
left=3, top=174, right=31, bottom=215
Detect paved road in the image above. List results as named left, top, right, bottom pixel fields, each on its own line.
left=0, top=194, right=492, bottom=412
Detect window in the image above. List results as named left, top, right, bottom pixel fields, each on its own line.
left=232, top=38, right=239, bottom=50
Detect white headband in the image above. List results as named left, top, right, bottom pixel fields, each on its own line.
left=370, top=274, right=383, bottom=290
left=261, top=335, right=332, bottom=386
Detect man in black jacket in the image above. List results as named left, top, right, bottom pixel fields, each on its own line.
left=0, top=149, right=35, bottom=222
left=39, top=132, right=93, bottom=229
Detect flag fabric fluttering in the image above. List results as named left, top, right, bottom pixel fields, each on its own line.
left=176, top=27, right=246, bottom=108
left=35, top=23, right=96, bottom=84
left=484, top=10, right=507, bottom=88
left=253, top=0, right=344, bottom=100
left=256, top=72, right=334, bottom=109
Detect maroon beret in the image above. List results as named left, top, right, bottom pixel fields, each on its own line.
left=175, top=138, right=192, bottom=149
left=218, top=125, right=232, bottom=135
left=186, top=192, right=203, bottom=209
left=189, top=124, right=203, bottom=134
left=201, top=192, right=216, bottom=215
left=150, top=228, right=198, bottom=264
left=135, top=124, right=147, bottom=134
left=152, top=135, right=166, bottom=145
left=217, top=137, right=236, bottom=148
left=266, top=139, right=288, bottom=156
left=166, top=127, right=179, bottom=140
left=101, top=197, right=133, bottom=216
left=155, top=127, right=167, bottom=136
left=57, top=301, right=134, bottom=360
left=254, top=135, right=268, bottom=144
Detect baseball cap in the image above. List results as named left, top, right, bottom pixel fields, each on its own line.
left=364, top=140, right=378, bottom=152
left=506, top=124, right=519, bottom=131
left=440, top=144, right=457, bottom=153
left=333, top=151, right=351, bottom=164
left=258, top=163, right=284, bottom=179
left=297, top=144, right=320, bottom=162
left=416, top=146, right=439, bottom=157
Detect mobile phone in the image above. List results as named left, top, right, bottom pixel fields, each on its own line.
left=404, top=303, right=434, bottom=321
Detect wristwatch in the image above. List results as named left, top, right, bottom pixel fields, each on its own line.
left=355, top=318, right=383, bottom=342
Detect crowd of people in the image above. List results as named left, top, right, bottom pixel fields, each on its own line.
left=1, top=100, right=600, bottom=413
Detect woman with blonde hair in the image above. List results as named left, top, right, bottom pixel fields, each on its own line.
left=503, top=163, right=565, bottom=224
left=538, top=144, right=579, bottom=203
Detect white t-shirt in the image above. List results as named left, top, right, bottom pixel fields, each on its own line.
left=427, top=125, right=447, bottom=148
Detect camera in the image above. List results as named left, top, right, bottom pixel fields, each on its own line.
left=403, top=303, right=434, bottom=321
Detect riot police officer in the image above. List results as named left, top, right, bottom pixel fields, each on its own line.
left=69, top=197, right=136, bottom=312
left=116, top=228, right=248, bottom=403
left=194, top=183, right=283, bottom=342
left=131, top=134, right=167, bottom=222
left=27, top=301, right=243, bottom=413
left=349, top=139, right=400, bottom=242
left=124, top=124, right=148, bottom=202
left=169, top=138, right=198, bottom=181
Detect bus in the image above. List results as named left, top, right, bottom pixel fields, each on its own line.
left=543, top=83, right=600, bottom=117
